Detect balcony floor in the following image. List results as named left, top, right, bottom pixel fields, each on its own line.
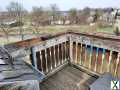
left=41, top=65, right=98, bottom=90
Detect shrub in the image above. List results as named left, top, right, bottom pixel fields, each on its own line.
left=114, top=27, right=120, bottom=36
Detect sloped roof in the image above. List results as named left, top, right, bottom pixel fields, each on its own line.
left=0, top=46, right=44, bottom=83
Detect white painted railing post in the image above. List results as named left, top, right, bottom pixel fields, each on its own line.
left=49, top=47, right=53, bottom=70
left=64, top=41, right=67, bottom=61
left=94, top=47, right=99, bottom=72
left=75, top=42, right=78, bottom=63
left=108, top=50, right=112, bottom=72
left=40, top=51, right=43, bottom=73
left=70, top=35, right=73, bottom=63
left=100, top=49, right=105, bottom=73
left=54, top=46, right=57, bottom=67
left=89, top=46, right=93, bottom=69
left=84, top=44, right=87, bottom=66
left=80, top=43, right=83, bottom=65
left=114, top=53, right=120, bottom=76
left=31, top=46, right=37, bottom=69
left=45, top=49, right=48, bottom=73
left=58, top=44, right=60, bottom=65
left=62, top=43, right=64, bottom=64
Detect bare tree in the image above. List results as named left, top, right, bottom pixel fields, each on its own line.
left=31, top=6, right=45, bottom=34
left=93, top=9, right=102, bottom=22
left=31, top=6, right=44, bottom=25
left=49, top=4, right=60, bottom=24
left=69, top=8, right=78, bottom=24
left=83, top=7, right=91, bottom=16
left=0, top=8, right=9, bottom=43
left=6, top=2, right=24, bottom=40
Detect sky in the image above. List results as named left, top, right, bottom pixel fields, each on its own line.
left=0, top=0, right=120, bottom=11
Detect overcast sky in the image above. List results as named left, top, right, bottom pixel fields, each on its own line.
left=0, top=0, right=120, bottom=11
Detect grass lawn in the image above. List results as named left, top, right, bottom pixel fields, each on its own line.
left=0, top=25, right=114, bottom=45
left=96, top=27, right=114, bottom=34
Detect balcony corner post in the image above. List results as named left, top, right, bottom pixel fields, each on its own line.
left=31, top=46, right=37, bottom=69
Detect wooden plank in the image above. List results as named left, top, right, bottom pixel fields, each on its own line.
left=73, top=42, right=76, bottom=63
left=102, top=49, right=110, bottom=74
left=72, top=34, right=120, bottom=52
left=66, top=41, right=70, bottom=61
left=53, top=46, right=56, bottom=67
left=36, top=51, right=42, bottom=72
left=55, top=45, right=59, bottom=67
left=1, top=69, right=34, bottom=79
left=70, top=36, right=73, bottom=63
left=76, top=43, right=81, bottom=64
left=58, top=44, right=62, bottom=65
left=84, top=44, right=87, bottom=67
left=46, top=48, right=51, bottom=73
left=100, top=49, right=105, bottom=73
left=45, top=49, right=48, bottom=73
left=41, top=65, right=98, bottom=90
left=0, top=65, right=29, bottom=72
left=110, top=51, right=118, bottom=76
left=115, top=53, right=120, bottom=77
left=94, top=47, right=99, bottom=72
left=81, top=44, right=86, bottom=66
left=41, top=50, right=47, bottom=74
left=34, top=35, right=69, bottom=52
left=107, top=50, right=112, bottom=72
left=44, top=62, right=68, bottom=80
left=57, top=44, right=60, bottom=65
left=80, top=43, right=83, bottom=65
left=85, top=45, right=90, bottom=69
left=96, top=48, right=103, bottom=73
left=91, top=47, right=97, bottom=71
left=51, top=47, right=55, bottom=69
left=0, top=80, right=40, bottom=90
left=40, top=51, right=44, bottom=73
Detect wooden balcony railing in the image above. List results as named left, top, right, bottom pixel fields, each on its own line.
left=69, top=33, right=120, bottom=77
left=71, top=42, right=120, bottom=77
left=29, top=34, right=70, bottom=76
left=28, top=32, right=120, bottom=78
